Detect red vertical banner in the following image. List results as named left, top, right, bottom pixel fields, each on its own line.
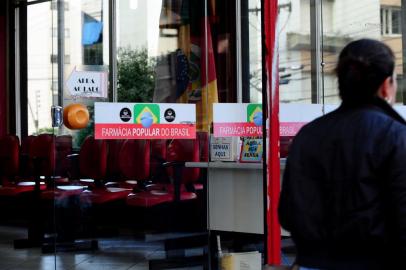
left=265, top=0, right=281, bottom=265
left=0, top=14, right=6, bottom=137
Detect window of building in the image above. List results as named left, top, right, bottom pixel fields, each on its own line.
left=381, top=6, right=401, bottom=35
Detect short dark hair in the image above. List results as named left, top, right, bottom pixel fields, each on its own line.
left=336, top=39, right=395, bottom=104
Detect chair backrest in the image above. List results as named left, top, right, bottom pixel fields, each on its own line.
left=0, top=135, right=20, bottom=177
left=19, top=135, right=36, bottom=177
left=29, top=134, right=56, bottom=177
left=166, top=138, right=200, bottom=184
left=105, top=139, right=125, bottom=180
left=55, top=135, right=73, bottom=177
left=197, top=131, right=209, bottom=162
left=119, top=139, right=150, bottom=180
left=150, top=139, right=168, bottom=183
left=280, top=136, right=294, bottom=158
left=79, top=136, right=107, bottom=180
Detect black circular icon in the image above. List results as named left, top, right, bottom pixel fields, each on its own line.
left=164, top=108, right=176, bottom=122
left=119, top=108, right=132, bottom=122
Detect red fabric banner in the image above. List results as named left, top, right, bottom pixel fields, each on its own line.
left=265, top=0, right=281, bottom=265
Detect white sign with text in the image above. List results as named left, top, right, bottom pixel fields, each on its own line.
left=66, top=68, right=108, bottom=98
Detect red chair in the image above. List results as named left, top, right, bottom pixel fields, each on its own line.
left=197, top=132, right=209, bottom=163
left=54, top=135, right=73, bottom=181
left=80, top=137, right=139, bottom=205
left=80, top=139, right=150, bottom=205
left=0, top=135, right=20, bottom=186
left=105, top=140, right=126, bottom=182
left=149, top=139, right=168, bottom=184
left=194, top=131, right=209, bottom=191
left=280, top=136, right=294, bottom=158
left=0, top=135, right=50, bottom=197
left=19, top=135, right=36, bottom=178
left=41, top=135, right=107, bottom=201
left=126, top=138, right=200, bottom=208
left=39, top=136, right=106, bottom=251
left=78, top=136, right=108, bottom=188
left=30, top=134, right=56, bottom=180
left=12, top=134, right=57, bottom=248
left=119, top=139, right=151, bottom=185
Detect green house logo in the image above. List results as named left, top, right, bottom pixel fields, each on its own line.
left=134, top=104, right=160, bottom=128
left=247, top=104, right=263, bottom=126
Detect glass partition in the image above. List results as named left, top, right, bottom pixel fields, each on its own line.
left=115, top=1, right=211, bottom=268
left=207, top=0, right=265, bottom=267
left=0, top=1, right=58, bottom=269
left=49, top=0, right=111, bottom=268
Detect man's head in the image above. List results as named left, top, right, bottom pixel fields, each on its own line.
left=336, top=39, right=396, bottom=105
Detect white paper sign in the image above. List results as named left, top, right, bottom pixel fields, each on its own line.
left=66, top=68, right=108, bottom=98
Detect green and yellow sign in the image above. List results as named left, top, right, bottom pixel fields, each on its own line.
left=247, top=104, right=263, bottom=126
left=134, top=104, right=160, bottom=128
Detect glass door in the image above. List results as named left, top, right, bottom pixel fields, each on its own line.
left=4, top=0, right=58, bottom=269
left=49, top=0, right=111, bottom=268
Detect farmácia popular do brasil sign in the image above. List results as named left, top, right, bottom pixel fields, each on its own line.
left=213, top=103, right=263, bottom=137
left=95, top=103, right=196, bottom=139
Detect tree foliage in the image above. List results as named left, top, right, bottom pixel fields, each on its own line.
left=72, top=48, right=155, bottom=148
left=117, top=48, right=155, bottom=102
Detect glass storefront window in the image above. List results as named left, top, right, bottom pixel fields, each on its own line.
left=8, top=0, right=406, bottom=268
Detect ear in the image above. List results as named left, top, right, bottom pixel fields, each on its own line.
left=377, top=77, right=392, bottom=100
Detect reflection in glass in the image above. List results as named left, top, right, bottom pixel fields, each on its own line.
left=248, top=0, right=262, bottom=103
left=60, top=0, right=110, bottom=148
left=323, top=0, right=403, bottom=104
left=278, top=0, right=312, bottom=104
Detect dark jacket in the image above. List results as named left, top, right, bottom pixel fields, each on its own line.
left=279, top=98, right=406, bottom=270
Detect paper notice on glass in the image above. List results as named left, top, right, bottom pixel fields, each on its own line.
left=220, top=252, right=261, bottom=270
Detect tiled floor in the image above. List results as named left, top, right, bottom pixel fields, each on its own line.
left=0, top=226, right=204, bottom=270
left=0, top=225, right=296, bottom=270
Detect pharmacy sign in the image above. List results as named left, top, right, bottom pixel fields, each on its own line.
left=213, top=103, right=263, bottom=137
left=95, top=103, right=196, bottom=139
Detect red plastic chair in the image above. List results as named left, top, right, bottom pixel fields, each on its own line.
left=0, top=135, right=20, bottom=186
left=105, top=140, right=126, bottom=182
left=19, top=135, right=36, bottom=178
left=42, top=136, right=107, bottom=200
left=54, top=135, right=73, bottom=181
left=0, top=135, right=22, bottom=197
left=80, top=139, right=150, bottom=205
left=126, top=137, right=200, bottom=208
left=78, top=137, right=152, bottom=205
left=0, top=135, right=51, bottom=197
